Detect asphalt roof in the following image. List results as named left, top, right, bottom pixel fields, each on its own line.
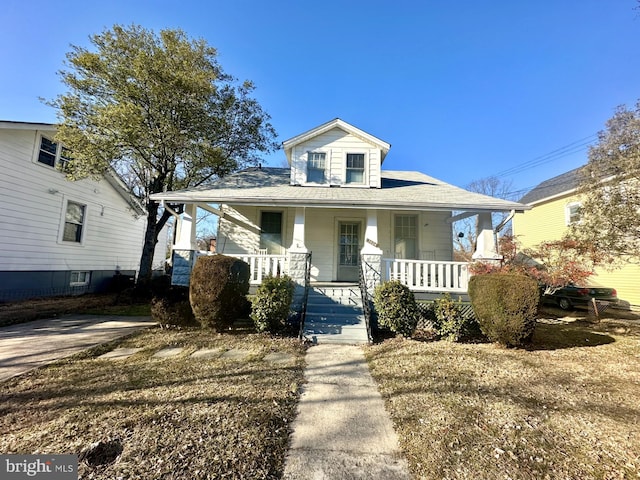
left=519, top=167, right=583, bottom=205
left=151, top=167, right=528, bottom=212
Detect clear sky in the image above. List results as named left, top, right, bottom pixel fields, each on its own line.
left=2, top=1, right=639, bottom=199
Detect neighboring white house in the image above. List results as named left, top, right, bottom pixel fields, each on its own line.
left=0, top=121, right=167, bottom=301
left=151, top=118, right=528, bottom=295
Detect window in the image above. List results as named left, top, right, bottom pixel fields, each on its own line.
left=346, top=153, right=365, bottom=184
left=260, top=211, right=283, bottom=254
left=307, top=152, right=326, bottom=183
left=70, top=271, right=90, bottom=286
left=565, top=202, right=582, bottom=225
left=36, top=135, right=71, bottom=170
left=63, top=201, right=86, bottom=243
left=394, top=215, right=418, bottom=259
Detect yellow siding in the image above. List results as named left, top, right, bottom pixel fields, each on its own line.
left=513, top=194, right=640, bottom=308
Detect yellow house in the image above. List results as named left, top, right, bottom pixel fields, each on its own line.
left=512, top=167, right=640, bottom=309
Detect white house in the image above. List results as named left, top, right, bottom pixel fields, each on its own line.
left=151, top=119, right=528, bottom=295
left=0, top=121, right=167, bottom=301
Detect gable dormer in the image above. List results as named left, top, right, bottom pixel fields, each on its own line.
left=283, top=118, right=390, bottom=188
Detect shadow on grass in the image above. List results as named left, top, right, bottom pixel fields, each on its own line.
left=528, top=321, right=615, bottom=351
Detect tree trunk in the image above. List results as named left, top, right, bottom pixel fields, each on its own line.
left=137, top=201, right=160, bottom=290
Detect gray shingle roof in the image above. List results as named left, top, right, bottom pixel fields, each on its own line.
left=151, top=167, right=528, bottom=212
left=519, top=167, right=583, bottom=205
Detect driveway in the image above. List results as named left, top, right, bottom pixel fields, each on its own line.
left=0, top=315, right=156, bottom=382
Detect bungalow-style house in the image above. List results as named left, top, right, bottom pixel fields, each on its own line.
left=152, top=119, right=528, bottom=342
left=0, top=121, right=167, bottom=301
left=513, top=167, right=640, bottom=309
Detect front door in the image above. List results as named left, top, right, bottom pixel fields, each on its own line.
left=337, top=222, right=360, bottom=282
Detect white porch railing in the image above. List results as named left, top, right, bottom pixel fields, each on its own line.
left=232, top=254, right=288, bottom=284
left=383, top=258, right=470, bottom=293
left=192, top=251, right=288, bottom=285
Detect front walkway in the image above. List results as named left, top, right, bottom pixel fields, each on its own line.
left=0, top=315, right=156, bottom=382
left=283, top=344, right=411, bottom=479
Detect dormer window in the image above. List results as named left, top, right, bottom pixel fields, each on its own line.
left=346, top=153, right=365, bottom=184
left=307, top=152, right=326, bottom=183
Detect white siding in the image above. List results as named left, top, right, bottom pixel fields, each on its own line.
left=0, top=128, right=149, bottom=273
left=289, top=127, right=382, bottom=188
left=219, top=205, right=454, bottom=282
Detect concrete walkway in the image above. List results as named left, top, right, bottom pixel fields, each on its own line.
left=0, top=315, right=156, bottom=382
left=283, top=344, right=411, bottom=479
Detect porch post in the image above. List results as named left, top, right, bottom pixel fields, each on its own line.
left=289, top=207, right=308, bottom=253
left=361, top=209, right=383, bottom=290
left=171, top=203, right=198, bottom=287
left=472, top=212, right=502, bottom=261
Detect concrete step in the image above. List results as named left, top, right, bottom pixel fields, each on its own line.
left=311, top=286, right=361, bottom=299
left=305, top=313, right=366, bottom=326
left=305, top=303, right=363, bottom=315
left=306, top=295, right=363, bottom=307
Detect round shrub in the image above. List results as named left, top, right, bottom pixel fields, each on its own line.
left=150, top=275, right=197, bottom=327
left=373, top=280, right=419, bottom=337
left=189, top=255, right=250, bottom=331
left=468, top=273, right=540, bottom=347
left=251, top=275, right=295, bottom=333
left=433, top=293, right=481, bottom=342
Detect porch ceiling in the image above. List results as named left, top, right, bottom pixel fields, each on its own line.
left=150, top=167, right=529, bottom=213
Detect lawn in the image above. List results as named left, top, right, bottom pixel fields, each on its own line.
left=0, top=327, right=306, bottom=479
left=365, top=316, right=640, bottom=480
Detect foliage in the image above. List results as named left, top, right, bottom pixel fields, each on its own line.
left=251, top=275, right=295, bottom=333
left=453, top=176, right=514, bottom=261
left=49, top=25, right=278, bottom=286
left=373, top=281, right=419, bottom=337
left=189, top=255, right=250, bottom=331
left=433, top=294, right=480, bottom=342
left=470, top=235, right=595, bottom=294
left=150, top=275, right=196, bottom=327
left=468, top=273, right=540, bottom=347
left=571, top=101, right=640, bottom=261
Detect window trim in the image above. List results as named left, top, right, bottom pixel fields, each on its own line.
left=34, top=133, right=71, bottom=171
left=59, top=198, right=88, bottom=245
left=344, top=152, right=367, bottom=185
left=70, top=271, right=91, bottom=286
left=306, top=151, right=328, bottom=184
left=393, top=213, right=419, bottom=259
left=565, top=201, right=582, bottom=225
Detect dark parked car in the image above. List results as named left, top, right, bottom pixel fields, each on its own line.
left=543, top=285, right=618, bottom=310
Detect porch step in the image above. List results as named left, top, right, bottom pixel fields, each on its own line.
left=302, top=286, right=369, bottom=345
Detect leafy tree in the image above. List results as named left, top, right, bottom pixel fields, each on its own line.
left=453, top=176, right=514, bottom=261
left=49, top=25, right=278, bottom=288
left=571, top=101, right=640, bottom=261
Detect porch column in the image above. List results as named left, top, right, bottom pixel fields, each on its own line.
left=289, top=207, right=308, bottom=253
left=472, top=212, right=502, bottom=261
left=174, top=203, right=198, bottom=250
left=171, top=203, right=198, bottom=287
left=361, top=209, right=383, bottom=291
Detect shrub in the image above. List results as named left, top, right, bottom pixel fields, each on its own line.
left=373, top=281, right=418, bottom=337
left=468, top=273, right=540, bottom=347
left=189, top=255, right=250, bottom=331
left=149, top=275, right=196, bottom=327
left=251, top=275, right=295, bottom=333
left=433, top=294, right=480, bottom=342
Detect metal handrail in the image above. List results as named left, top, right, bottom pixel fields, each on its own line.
left=359, top=257, right=381, bottom=343
left=298, top=252, right=312, bottom=340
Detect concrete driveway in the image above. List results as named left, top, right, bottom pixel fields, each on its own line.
left=0, top=315, right=156, bottom=382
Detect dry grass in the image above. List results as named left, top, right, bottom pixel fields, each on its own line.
left=0, top=328, right=306, bottom=479
left=365, top=317, right=640, bottom=480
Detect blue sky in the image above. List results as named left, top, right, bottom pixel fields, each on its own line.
left=2, top=1, right=639, bottom=199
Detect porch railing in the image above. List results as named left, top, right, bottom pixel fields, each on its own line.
left=233, top=254, right=288, bottom=284
left=383, top=258, right=470, bottom=293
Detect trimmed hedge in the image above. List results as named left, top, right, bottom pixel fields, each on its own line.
left=150, top=275, right=197, bottom=327
left=189, top=255, right=250, bottom=331
left=251, top=275, right=295, bottom=333
left=373, top=281, right=419, bottom=337
left=433, top=294, right=481, bottom=342
left=468, top=273, right=539, bottom=347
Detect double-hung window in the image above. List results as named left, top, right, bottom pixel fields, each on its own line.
left=346, top=153, right=365, bottom=184
left=63, top=201, right=86, bottom=243
left=307, top=152, right=326, bottom=183
left=37, top=135, right=72, bottom=171
left=260, top=211, right=283, bottom=254
left=565, top=202, right=582, bottom=225
left=394, top=215, right=418, bottom=259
